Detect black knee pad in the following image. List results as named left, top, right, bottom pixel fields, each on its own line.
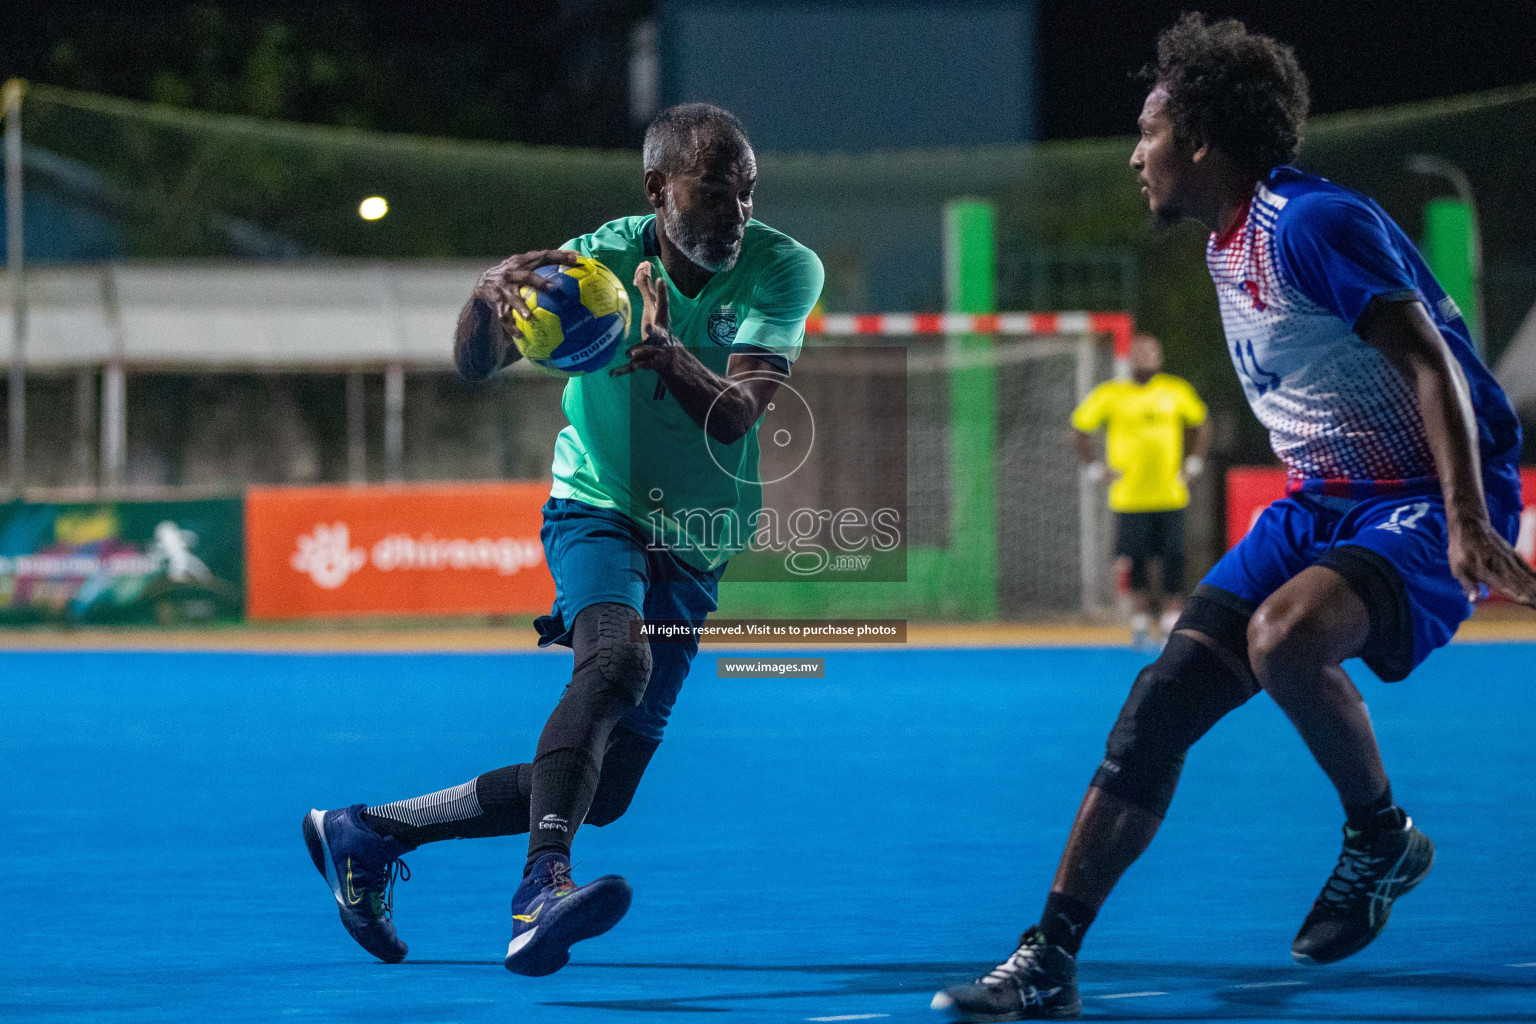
left=584, top=726, right=661, bottom=827
left=1093, top=588, right=1260, bottom=816
left=572, top=602, right=653, bottom=708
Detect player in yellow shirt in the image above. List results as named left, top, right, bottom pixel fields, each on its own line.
left=1072, top=334, right=1210, bottom=646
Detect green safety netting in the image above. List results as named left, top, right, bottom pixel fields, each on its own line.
left=21, top=81, right=1536, bottom=264
left=14, top=80, right=1536, bottom=464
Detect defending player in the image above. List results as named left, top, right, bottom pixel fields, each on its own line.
left=301, top=104, right=823, bottom=976
left=935, top=15, right=1536, bottom=1021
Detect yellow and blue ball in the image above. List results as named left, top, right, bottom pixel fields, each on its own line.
left=511, top=256, right=632, bottom=376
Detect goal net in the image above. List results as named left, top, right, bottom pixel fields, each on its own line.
left=711, top=313, right=1128, bottom=621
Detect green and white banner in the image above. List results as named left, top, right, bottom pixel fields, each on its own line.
left=0, top=498, right=244, bottom=624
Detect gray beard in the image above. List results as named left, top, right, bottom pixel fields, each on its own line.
left=664, top=204, right=740, bottom=273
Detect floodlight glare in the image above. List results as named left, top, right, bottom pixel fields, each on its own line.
left=358, top=196, right=389, bottom=220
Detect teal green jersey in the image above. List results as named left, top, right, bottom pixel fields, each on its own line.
left=548, top=215, right=824, bottom=570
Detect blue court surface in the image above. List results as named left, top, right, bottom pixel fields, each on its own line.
left=5, top=642, right=1535, bottom=1023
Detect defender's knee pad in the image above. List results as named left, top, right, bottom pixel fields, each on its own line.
left=1093, top=589, right=1260, bottom=816
left=573, top=602, right=653, bottom=708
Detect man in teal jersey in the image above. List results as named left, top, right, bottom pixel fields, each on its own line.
left=546, top=210, right=821, bottom=569
left=300, top=104, right=823, bottom=978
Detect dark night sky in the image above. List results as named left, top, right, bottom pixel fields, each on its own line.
left=1035, top=0, right=1536, bottom=139
left=2, top=1, right=1534, bottom=145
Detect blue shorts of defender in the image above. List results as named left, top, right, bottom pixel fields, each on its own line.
left=534, top=497, right=724, bottom=742
left=1202, top=487, right=1521, bottom=682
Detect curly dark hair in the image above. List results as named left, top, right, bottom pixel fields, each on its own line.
left=1144, top=13, right=1310, bottom=172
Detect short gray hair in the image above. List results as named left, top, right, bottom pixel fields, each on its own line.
left=642, top=103, right=752, bottom=175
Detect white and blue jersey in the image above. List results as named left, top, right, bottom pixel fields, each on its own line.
left=1209, top=165, right=1521, bottom=503
left=1202, top=167, right=1523, bottom=681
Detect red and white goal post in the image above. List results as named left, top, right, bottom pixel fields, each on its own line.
left=799, top=310, right=1135, bottom=618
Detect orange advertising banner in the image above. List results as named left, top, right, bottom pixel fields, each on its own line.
left=246, top=482, right=555, bottom=619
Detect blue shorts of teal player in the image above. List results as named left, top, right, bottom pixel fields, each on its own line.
left=534, top=498, right=724, bottom=741
left=1202, top=484, right=1522, bottom=682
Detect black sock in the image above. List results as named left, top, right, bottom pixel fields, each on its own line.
left=525, top=747, right=601, bottom=869
left=362, top=724, right=660, bottom=849
left=1344, top=786, right=1407, bottom=831
left=364, top=605, right=648, bottom=872
left=362, top=763, right=535, bottom=849
left=1037, top=892, right=1096, bottom=956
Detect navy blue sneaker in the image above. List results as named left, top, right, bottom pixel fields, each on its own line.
left=503, top=853, right=632, bottom=977
left=302, top=805, right=411, bottom=963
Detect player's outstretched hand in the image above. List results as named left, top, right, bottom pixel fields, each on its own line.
left=611, top=261, right=677, bottom=378
left=1449, top=517, right=1536, bottom=607
left=474, top=249, right=580, bottom=338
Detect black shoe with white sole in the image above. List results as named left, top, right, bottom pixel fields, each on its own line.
left=1292, top=818, right=1434, bottom=965
left=931, top=928, right=1080, bottom=1021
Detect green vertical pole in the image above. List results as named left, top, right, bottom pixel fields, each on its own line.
left=943, top=199, right=997, bottom=619
left=1422, top=198, right=1480, bottom=340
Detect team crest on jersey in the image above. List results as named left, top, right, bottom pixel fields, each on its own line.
left=1239, top=279, right=1268, bottom=311
left=707, top=306, right=739, bottom=346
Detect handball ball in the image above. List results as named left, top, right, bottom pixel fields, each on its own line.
left=511, top=256, right=632, bottom=376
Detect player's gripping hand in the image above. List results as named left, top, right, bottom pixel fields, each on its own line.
left=1448, top=515, right=1536, bottom=607
left=610, top=261, right=679, bottom=378
left=474, top=249, right=581, bottom=340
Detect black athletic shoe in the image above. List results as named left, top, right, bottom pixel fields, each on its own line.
left=931, top=928, right=1080, bottom=1021
left=1292, top=818, right=1434, bottom=965
left=303, top=805, right=412, bottom=963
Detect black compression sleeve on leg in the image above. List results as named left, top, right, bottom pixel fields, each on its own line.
left=368, top=606, right=659, bottom=859
left=362, top=762, right=535, bottom=847
left=526, top=602, right=652, bottom=866
left=362, top=780, right=481, bottom=849
left=1091, top=589, right=1259, bottom=817
left=585, top=726, right=661, bottom=827
left=363, top=710, right=663, bottom=848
